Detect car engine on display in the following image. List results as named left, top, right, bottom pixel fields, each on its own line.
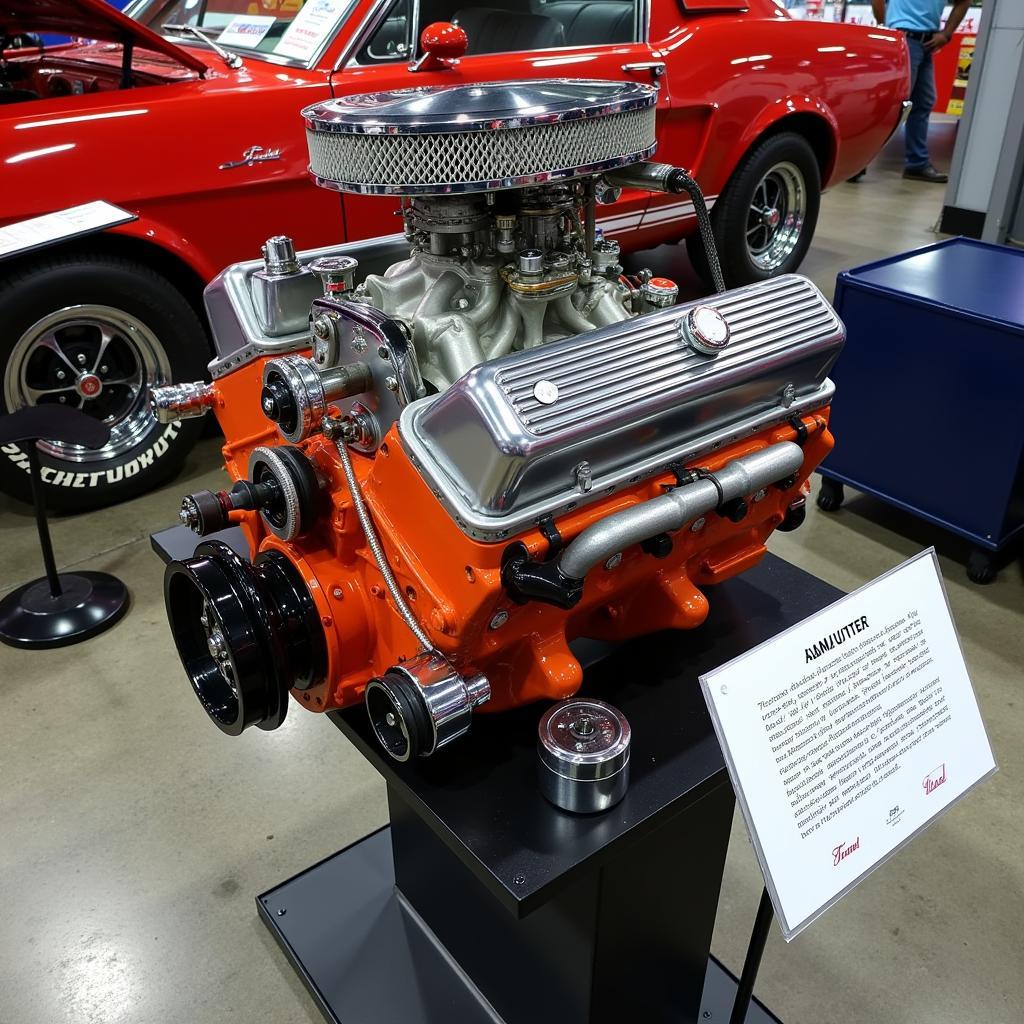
left=154, top=80, right=844, bottom=762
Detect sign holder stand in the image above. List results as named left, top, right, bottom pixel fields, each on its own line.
left=730, top=887, right=774, bottom=1024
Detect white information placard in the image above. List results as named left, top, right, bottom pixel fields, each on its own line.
left=217, top=14, right=275, bottom=49
left=275, top=0, right=351, bottom=62
left=0, top=201, right=135, bottom=261
left=701, top=549, right=996, bottom=940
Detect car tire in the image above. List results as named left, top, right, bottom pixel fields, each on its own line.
left=0, top=251, right=209, bottom=513
left=687, top=132, right=821, bottom=290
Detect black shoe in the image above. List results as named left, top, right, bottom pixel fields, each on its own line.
left=903, top=164, right=948, bottom=183
left=847, top=168, right=867, bottom=183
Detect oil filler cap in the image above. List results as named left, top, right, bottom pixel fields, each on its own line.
left=681, top=304, right=730, bottom=356
left=538, top=699, right=630, bottom=814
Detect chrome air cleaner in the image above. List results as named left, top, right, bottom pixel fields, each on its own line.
left=302, top=80, right=658, bottom=196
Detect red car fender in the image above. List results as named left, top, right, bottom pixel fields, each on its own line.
left=107, top=211, right=222, bottom=284
left=725, top=94, right=840, bottom=190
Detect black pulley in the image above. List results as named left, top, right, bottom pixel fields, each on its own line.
left=163, top=540, right=327, bottom=735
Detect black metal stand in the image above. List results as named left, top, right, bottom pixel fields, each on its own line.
left=151, top=528, right=844, bottom=1023
left=730, top=887, right=776, bottom=1024
left=0, top=407, right=129, bottom=649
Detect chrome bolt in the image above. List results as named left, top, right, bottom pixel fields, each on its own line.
left=753, top=488, right=767, bottom=503
left=385, top=712, right=397, bottom=727
left=58, top=396, right=66, bottom=403
left=56, top=370, right=66, bottom=381
left=76, top=353, right=86, bottom=365
left=385, top=376, right=399, bottom=393
left=351, top=329, right=368, bottom=353
left=489, top=609, right=509, bottom=630
left=781, top=383, right=796, bottom=408
left=262, top=396, right=274, bottom=416
left=180, top=497, right=201, bottom=532
left=690, top=517, right=706, bottom=533
left=604, top=553, right=622, bottom=570
left=207, top=630, right=228, bottom=661
left=331, top=586, right=343, bottom=600
left=99, top=365, right=108, bottom=374
left=312, top=315, right=332, bottom=340
left=453, top=297, right=470, bottom=310
left=377, top=345, right=390, bottom=360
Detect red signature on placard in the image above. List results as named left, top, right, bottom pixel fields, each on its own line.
left=924, top=763, right=947, bottom=795
left=832, top=837, right=860, bottom=867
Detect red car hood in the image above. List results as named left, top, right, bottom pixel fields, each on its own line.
left=0, top=0, right=210, bottom=74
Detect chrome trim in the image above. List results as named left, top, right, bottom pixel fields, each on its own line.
left=885, top=99, right=913, bottom=145
left=331, top=0, right=397, bottom=77
left=621, top=61, right=665, bottom=77
left=302, top=80, right=658, bottom=135
left=308, top=145, right=658, bottom=197
left=218, top=145, right=282, bottom=171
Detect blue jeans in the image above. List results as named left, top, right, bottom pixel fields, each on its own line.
left=905, top=37, right=937, bottom=170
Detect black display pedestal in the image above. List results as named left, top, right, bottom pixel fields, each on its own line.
left=152, top=527, right=843, bottom=1024
left=1, top=407, right=129, bottom=649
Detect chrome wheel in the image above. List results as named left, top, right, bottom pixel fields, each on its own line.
left=745, top=161, right=806, bottom=273
left=4, top=305, right=171, bottom=463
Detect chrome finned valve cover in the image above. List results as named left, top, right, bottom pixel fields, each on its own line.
left=400, top=274, right=845, bottom=540
left=302, top=80, right=658, bottom=195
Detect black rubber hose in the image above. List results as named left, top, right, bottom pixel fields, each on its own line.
left=666, top=168, right=726, bottom=294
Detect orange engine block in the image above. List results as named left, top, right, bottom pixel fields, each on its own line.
left=157, top=78, right=844, bottom=761
left=159, top=268, right=840, bottom=761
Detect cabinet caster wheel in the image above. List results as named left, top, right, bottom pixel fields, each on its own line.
left=966, top=549, right=997, bottom=585
left=816, top=479, right=844, bottom=512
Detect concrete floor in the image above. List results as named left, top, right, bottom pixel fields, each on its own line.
left=2, top=121, right=1021, bottom=1024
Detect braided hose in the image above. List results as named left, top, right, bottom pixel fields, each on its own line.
left=333, top=435, right=432, bottom=652
left=606, top=163, right=726, bottom=294
left=672, top=169, right=726, bottom=294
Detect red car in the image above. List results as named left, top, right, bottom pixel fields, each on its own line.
left=0, top=0, right=908, bottom=511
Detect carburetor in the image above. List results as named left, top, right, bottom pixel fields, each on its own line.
left=153, top=80, right=843, bottom=761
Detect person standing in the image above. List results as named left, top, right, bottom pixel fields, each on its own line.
left=871, top=0, right=972, bottom=182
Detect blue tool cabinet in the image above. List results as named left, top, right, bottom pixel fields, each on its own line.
left=820, top=237, right=1024, bottom=583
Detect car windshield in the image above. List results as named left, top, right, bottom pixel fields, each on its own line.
left=127, top=0, right=356, bottom=65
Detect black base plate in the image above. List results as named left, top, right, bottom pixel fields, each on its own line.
left=259, top=828, right=783, bottom=1024
left=0, top=571, right=129, bottom=649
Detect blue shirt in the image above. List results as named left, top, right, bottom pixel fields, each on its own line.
left=885, top=0, right=945, bottom=32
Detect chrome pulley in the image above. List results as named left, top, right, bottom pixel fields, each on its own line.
left=177, top=444, right=320, bottom=541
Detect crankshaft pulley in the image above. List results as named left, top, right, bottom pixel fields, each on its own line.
left=163, top=541, right=327, bottom=735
